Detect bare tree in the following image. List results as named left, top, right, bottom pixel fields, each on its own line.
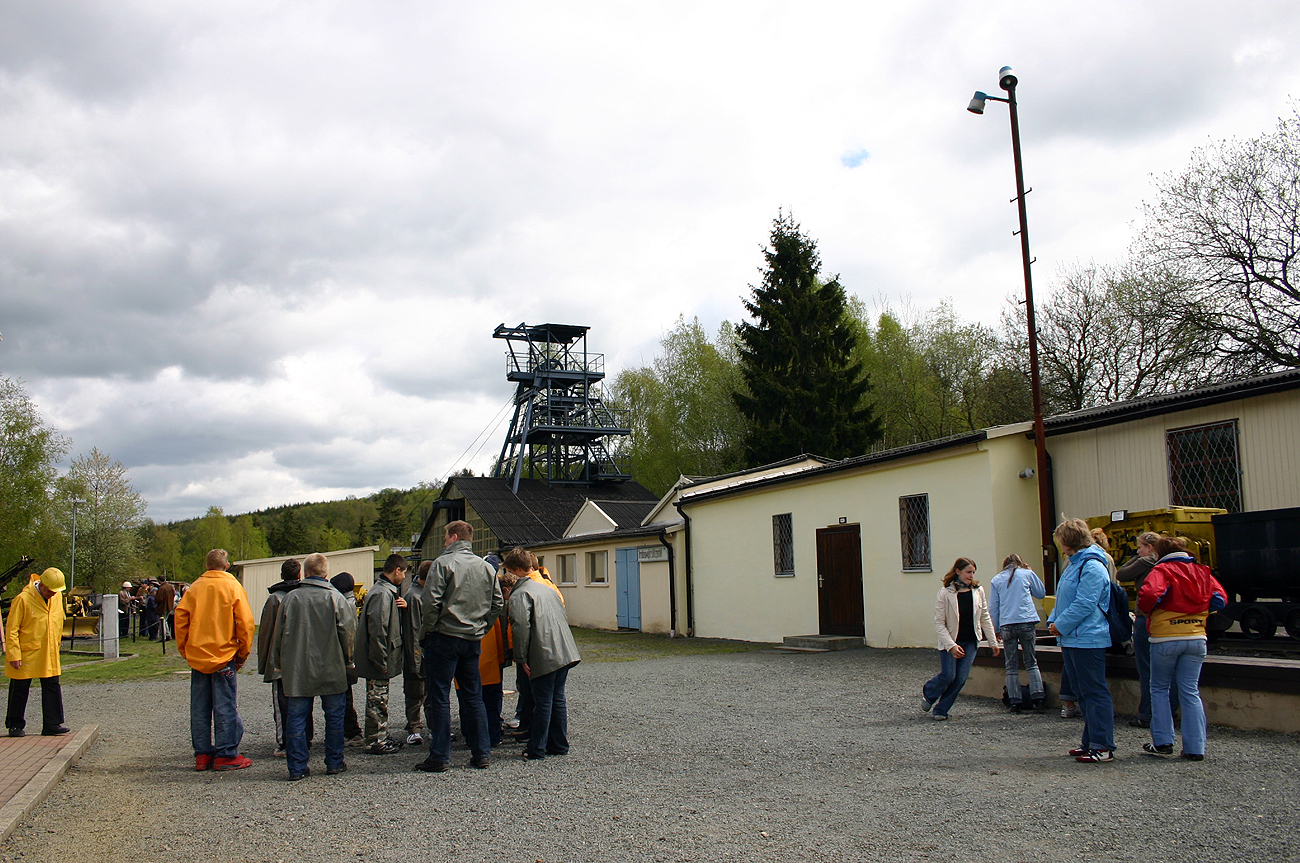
left=1139, top=106, right=1300, bottom=371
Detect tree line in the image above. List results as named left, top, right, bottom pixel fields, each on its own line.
left=613, top=108, right=1300, bottom=497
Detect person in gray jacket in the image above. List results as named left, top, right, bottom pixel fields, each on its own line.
left=353, top=553, right=408, bottom=754
left=271, top=553, right=357, bottom=781
left=400, top=560, right=432, bottom=746
left=502, top=547, right=581, bottom=761
left=415, top=520, right=503, bottom=773
left=257, top=558, right=309, bottom=756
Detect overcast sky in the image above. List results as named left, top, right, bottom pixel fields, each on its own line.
left=2, top=1, right=1298, bottom=522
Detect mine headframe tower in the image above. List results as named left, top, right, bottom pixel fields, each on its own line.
left=491, top=322, right=632, bottom=493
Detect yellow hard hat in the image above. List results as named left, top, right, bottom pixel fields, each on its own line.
left=39, top=568, right=66, bottom=592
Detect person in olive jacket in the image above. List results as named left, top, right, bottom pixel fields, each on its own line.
left=502, top=547, right=580, bottom=761
left=400, top=560, right=432, bottom=745
left=271, top=553, right=357, bottom=780
left=353, top=553, right=408, bottom=754
left=257, top=558, right=308, bottom=756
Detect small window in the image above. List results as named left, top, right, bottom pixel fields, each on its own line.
left=772, top=513, right=794, bottom=577
left=900, top=494, right=931, bottom=571
left=1167, top=420, right=1243, bottom=512
left=586, top=550, right=608, bottom=585
left=557, top=554, right=576, bottom=586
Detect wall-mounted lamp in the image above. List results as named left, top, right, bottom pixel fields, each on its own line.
left=1018, top=468, right=1036, bottom=479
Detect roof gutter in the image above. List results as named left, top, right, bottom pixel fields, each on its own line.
left=672, top=499, right=694, bottom=637
left=656, top=528, right=678, bottom=638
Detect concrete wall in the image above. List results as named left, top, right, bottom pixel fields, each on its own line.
left=1049, top=389, right=1300, bottom=519
left=684, top=434, right=1041, bottom=647
left=235, top=547, right=378, bottom=623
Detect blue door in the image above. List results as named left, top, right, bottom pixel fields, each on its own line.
left=615, top=547, right=641, bottom=630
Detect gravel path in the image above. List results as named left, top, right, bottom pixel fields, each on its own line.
left=1, top=647, right=1297, bottom=863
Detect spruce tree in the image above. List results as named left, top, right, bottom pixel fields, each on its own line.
left=733, top=214, right=882, bottom=464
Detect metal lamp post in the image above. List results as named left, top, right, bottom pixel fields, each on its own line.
left=968, top=66, right=1056, bottom=587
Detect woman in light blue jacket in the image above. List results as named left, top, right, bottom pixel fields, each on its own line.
left=988, top=553, right=1046, bottom=713
left=1047, top=518, right=1115, bottom=763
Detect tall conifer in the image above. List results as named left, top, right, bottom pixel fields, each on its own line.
left=733, top=214, right=882, bottom=464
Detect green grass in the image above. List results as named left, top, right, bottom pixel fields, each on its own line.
left=571, top=627, right=773, bottom=663
left=0, top=638, right=193, bottom=686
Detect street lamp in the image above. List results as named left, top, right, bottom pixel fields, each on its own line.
left=968, top=65, right=1056, bottom=586
left=70, top=498, right=86, bottom=592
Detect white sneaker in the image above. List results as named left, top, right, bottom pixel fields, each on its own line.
left=405, top=732, right=423, bottom=746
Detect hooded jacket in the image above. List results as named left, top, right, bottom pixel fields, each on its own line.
left=508, top=576, right=581, bottom=679
left=256, top=579, right=302, bottom=682
left=4, top=581, right=65, bottom=680
left=1048, top=545, right=1112, bottom=649
left=271, top=576, right=357, bottom=698
left=1137, top=552, right=1227, bottom=641
left=352, top=575, right=404, bottom=680
left=400, top=576, right=426, bottom=675
left=174, top=569, right=255, bottom=674
left=421, top=540, right=503, bottom=641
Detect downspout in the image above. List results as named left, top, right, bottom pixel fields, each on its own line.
left=673, top=500, right=695, bottom=636
left=657, top=528, right=677, bottom=638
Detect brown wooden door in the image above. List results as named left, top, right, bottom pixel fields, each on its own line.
left=816, top=524, right=865, bottom=637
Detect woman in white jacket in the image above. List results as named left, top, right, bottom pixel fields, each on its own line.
left=921, top=558, right=1001, bottom=720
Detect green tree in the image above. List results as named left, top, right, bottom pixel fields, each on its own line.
left=1140, top=106, right=1300, bottom=372
left=140, top=521, right=184, bottom=580
left=230, top=513, right=271, bottom=562
left=733, top=214, right=882, bottom=464
left=0, top=376, right=69, bottom=578
left=372, top=489, right=406, bottom=545
left=184, top=506, right=233, bottom=574
left=59, top=448, right=147, bottom=594
left=269, top=508, right=309, bottom=556
left=315, top=525, right=351, bottom=552
left=612, top=317, right=749, bottom=495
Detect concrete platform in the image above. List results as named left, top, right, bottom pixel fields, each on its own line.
left=781, top=634, right=865, bottom=651
left=0, top=725, right=98, bottom=844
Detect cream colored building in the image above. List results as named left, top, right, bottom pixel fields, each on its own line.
left=677, top=428, right=1041, bottom=648
left=1046, top=370, right=1300, bottom=519
left=529, top=456, right=832, bottom=635
left=233, top=546, right=378, bottom=623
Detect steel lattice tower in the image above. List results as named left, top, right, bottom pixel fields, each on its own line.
left=491, top=322, right=632, bottom=492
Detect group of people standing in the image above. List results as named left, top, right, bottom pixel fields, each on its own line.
left=117, top=577, right=179, bottom=640
left=920, top=517, right=1226, bottom=763
left=174, top=519, right=581, bottom=780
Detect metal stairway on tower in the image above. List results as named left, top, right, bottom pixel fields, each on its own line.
left=491, top=322, right=632, bottom=493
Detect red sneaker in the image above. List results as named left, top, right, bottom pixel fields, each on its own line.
left=213, top=755, right=252, bottom=771
left=195, top=754, right=214, bottom=771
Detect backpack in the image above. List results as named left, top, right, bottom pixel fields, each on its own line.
left=1103, top=580, right=1133, bottom=653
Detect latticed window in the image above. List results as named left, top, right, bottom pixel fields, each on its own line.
left=772, top=513, right=794, bottom=577
left=899, top=494, right=931, bottom=571
left=1167, top=420, right=1242, bottom=512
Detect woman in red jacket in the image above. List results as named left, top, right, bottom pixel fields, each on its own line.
left=1136, top=536, right=1227, bottom=761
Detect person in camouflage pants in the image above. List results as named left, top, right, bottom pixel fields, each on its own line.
left=352, top=554, right=408, bottom=755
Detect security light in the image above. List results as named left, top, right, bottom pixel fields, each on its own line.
left=967, top=91, right=988, bottom=114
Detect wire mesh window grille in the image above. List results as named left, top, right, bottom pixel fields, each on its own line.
left=899, top=494, right=931, bottom=571
left=772, top=513, right=794, bottom=576
left=1167, top=420, right=1243, bottom=512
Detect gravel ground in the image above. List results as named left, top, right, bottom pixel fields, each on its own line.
left=2, top=647, right=1298, bottom=863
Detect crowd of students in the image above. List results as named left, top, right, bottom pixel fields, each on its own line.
left=920, top=516, right=1227, bottom=763
left=172, top=519, right=580, bottom=779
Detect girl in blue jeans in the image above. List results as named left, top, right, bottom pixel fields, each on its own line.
left=922, top=558, right=1001, bottom=720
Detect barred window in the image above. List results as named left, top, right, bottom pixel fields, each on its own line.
left=900, top=494, right=931, bottom=571
left=1167, top=420, right=1243, bottom=512
left=772, top=513, right=794, bottom=577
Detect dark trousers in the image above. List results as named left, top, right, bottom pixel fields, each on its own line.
left=342, top=682, right=362, bottom=739
left=514, top=662, right=534, bottom=729
left=423, top=632, right=490, bottom=763
left=272, top=678, right=313, bottom=748
left=6, top=676, right=64, bottom=733
left=483, top=682, right=503, bottom=746
left=525, top=665, right=571, bottom=759
left=403, top=672, right=427, bottom=731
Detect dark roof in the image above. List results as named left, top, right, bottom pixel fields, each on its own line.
left=419, top=476, right=657, bottom=549
left=527, top=521, right=679, bottom=551
left=1045, top=368, right=1300, bottom=436
left=588, top=500, right=657, bottom=530
left=678, top=432, right=988, bottom=507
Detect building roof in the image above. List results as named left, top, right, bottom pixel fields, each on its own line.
left=416, top=476, right=658, bottom=550
left=1044, top=368, right=1300, bottom=435
left=591, top=500, right=658, bottom=530
left=678, top=431, right=989, bottom=507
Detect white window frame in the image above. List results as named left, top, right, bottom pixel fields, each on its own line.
left=899, top=494, right=931, bottom=572
left=557, top=553, right=577, bottom=586
left=586, top=550, right=609, bottom=585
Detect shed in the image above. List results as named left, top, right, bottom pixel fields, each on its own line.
left=233, top=546, right=379, bottom=623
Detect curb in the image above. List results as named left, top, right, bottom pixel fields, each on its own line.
left=0, top=724, right=99, bottom=845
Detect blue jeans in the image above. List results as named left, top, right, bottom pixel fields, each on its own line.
left=525, top=665, right=571, bottom=758
left=1061, top=647, right=1114, bottom=751
left=1149, top=639, right=1208, bottom=756
left=923, top=641, right=978, bottom=717
left=423, top=632, right=490, bottom=763
left=189, top=661, right=243, bottom=758
left=1000, top=623, right=1044, bottom=703
left=1133, top=616, right=1179, bottom=722
left=285, top=691, right=345, bottom=776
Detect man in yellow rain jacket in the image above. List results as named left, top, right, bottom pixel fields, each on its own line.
left=5, top=568, right=69, bottom=737
left=174, top=549, right=255, bottom=771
